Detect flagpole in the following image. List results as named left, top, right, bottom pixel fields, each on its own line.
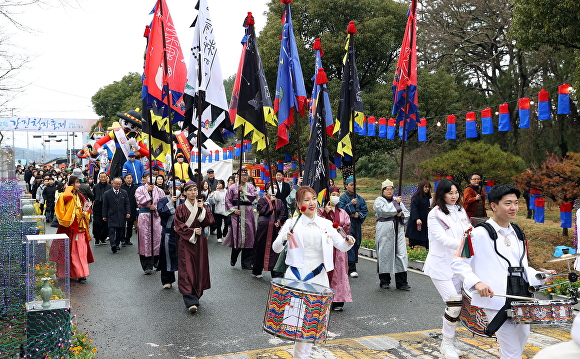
left=158, top=0, right=177, bottom=197
left=196, top=56, right=203, bottom=185
left=295, top=113, right=303, bottom=176
left=396, top=0, right=416, bottom=197
left=261, top=109, right=279, bottom=223
left=347, top=32, right=357, bottom=197
left=237, top=124, right=244, bottom=243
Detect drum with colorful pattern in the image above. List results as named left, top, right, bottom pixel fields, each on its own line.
left=263, top=277, right=334, bottom=343
left=511, top=300, right=574, bottom=324
left=459, top=288, right=494, bottom=337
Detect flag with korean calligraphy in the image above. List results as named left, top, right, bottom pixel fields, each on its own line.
left=445, top=115, right=456, bottom=139
left=182, top=0, right=232, bottom=144
left=334, top=21, right=364, bottom=156
left=518, top=98, right=530, bottom=129
left=465, top=112, right=477, bottom=138
left=391, top=0, right=419, bottom=140
left=304, top=78, right=331, bottom=205
left=229, top=12, right=276, bottom=151
left=309, top=39, right=334, bottom=136
left=275, top=0, right=307, bottom=149
left=558, top=83, right=571, bottom=114
left=538, top=89, right=551, bottom=121
left=142, top=0, right=187, bottom=122
left=498, top=103, right=511, bottom=131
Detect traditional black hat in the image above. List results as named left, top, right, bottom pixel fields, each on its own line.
left=116, top=110, right=143, bottom=128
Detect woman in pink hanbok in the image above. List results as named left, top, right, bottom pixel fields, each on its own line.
left=317, top=186, right=353, bottom=311
left=135, top=172, right=164, bottom=274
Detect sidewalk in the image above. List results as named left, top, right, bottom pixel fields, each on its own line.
left=197, top=325, right=572, bottom=359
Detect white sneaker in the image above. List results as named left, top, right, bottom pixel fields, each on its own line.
left=217, top=238, right=223, bottom=243
left=254, top=274, right=263, bottom=278
left=349, top=272, right=359, bottom=278
left=163, top=283, right=171, bottom=289
left=440, top=336, right=459, bottom=359
left=188, top=305, right=198, bottom=313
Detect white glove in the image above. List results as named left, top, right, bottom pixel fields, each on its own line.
left=128, top=138, right=138, bottom=150
left=97, top=148, right=107, bottom=156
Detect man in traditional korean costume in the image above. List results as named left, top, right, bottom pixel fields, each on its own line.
left=222, top=169, right=256, bottom=269
left=174, top=181, right=214, bottom=313
left=135, top=172, right=164, bottom=274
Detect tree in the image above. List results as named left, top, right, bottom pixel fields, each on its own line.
left=90, top=72, right=142, bottom=130
left=418, top=142, right=526, bottom=187
left=514, top=152, right=580, bottom=235
left=509, top=0, right=580, bottom=51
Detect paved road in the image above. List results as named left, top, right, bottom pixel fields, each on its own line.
left=60, top=224, right=573, bottom=358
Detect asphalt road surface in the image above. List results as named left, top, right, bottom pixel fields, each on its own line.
left=63, top=223, right=445, bottom=358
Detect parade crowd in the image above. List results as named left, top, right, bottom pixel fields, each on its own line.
left=16, top=111, right=578, bottom=359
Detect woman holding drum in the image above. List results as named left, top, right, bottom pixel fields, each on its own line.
left=424, top=179, right=472, bottom=359
left=272, top=186, right=354, bottom=359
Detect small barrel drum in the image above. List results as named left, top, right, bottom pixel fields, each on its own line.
left=510, top=300, right=574, bottom=324
left=459, top=289, right=494, bottom=337
left=263, top=277, right=334, bottom=343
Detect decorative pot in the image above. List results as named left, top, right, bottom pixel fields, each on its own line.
left=40, top=277, right=52, bottom=309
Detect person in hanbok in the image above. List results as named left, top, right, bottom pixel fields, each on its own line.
left=51, top=175, right=94, bottom=282
left=174, top=181, right=214, bottom=313
left=157, top=181, right=184, bottom=289
left=252, top=182, right=287, bottom=279
left=374, top=179, right=411, bottom=290
left=135, top=172, right=164, bottom=274
left=424, top=178, right=472, bottom=359
left=222, top=169, right=256, bottom=269
left=272, top=186, right=354, bottom=359
left=317, top=186, right=353, bottom=311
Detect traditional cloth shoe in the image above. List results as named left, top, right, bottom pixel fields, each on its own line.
left=188, top=305, right=198, bottom=313
left=349, top=271, right=359, bottom=278
left=144, top=269, right=152, bottom=275
left=163, top=283, right=171, bottom=289
left=217, top=238, right=223, bottom=243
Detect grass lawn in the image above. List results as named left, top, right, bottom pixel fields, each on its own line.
left=342, top=176, right=577, bottom=273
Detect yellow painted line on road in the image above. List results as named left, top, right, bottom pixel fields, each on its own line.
left=198, top=324, right=573, bottom=359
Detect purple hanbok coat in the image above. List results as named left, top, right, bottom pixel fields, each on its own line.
left=135, top=185, right=164, bottom=257
left=222, top=182, right=256, bottom=249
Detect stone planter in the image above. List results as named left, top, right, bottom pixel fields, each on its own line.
left=408, top=260, right=425, bottom=271
left=359, top=247, right=376, bottom=258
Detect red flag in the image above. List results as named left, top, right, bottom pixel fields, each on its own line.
left=143, top=0, right=187, bottom=120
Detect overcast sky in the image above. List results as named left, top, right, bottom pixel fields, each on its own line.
left=7, top=0, right=269, bottom=118
left=3, top=0, right=269, bottom=153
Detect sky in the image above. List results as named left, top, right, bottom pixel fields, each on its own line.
left=2, top=0, right=269, bottom=155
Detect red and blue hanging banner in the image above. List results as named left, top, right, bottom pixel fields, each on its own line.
left=558, top=83, right=571, bottom=115
left=560, top=202, right=573, bottom=229
left=538, top=89, right=551, bottom=121
left=518, top=98, right=530, bottom=129
left=329, top=164, right=336, bottom=178
left=418, top=118, right=427, bottom=142
left=481, top=107, right=493, bottom=135
left=378, top=117, right=387, bottom=138
left=534, top=197, right=545, bottom=224
left=333, top=154, right=341, bottom=168
left=485, top=180, right=494, bottom=194
left=355, top=116, right=366, bottom=135
left=465, top=112, right=477, bottom=138
left=387, top=118, right=396, bottom=140
left=498, top=103, right=511, bottom=131
left=445, top=114, right=456, bottom=140
left=367, top=116, right=376, bottom=136
left=277, top=160, right=284, bottom=171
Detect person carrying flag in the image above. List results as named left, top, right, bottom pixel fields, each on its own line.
left=337, top=176, right=367, bottom=277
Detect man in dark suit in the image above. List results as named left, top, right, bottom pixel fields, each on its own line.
left=102, top=177, right=131, bottom=253
left=274, top=170, right=291, bottom=209
left=121, top=173, right=138, bottom=246
left=92, top=172, right=112, bottom=246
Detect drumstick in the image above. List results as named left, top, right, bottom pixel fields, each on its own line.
left=472, top=292, right=536, bottom=301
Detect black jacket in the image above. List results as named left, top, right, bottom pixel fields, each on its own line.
left=93, top=181, right=112, bottom=216
left=121, top=183, right=138, bottom=221
left=102, top=188, right=130, bottom=228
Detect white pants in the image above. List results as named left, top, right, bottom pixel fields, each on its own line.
left=293, top=342, right=313, bottom=359
left=431, top=275, right=462, bottom=338
left=485, top=308, right=530, bottom=359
